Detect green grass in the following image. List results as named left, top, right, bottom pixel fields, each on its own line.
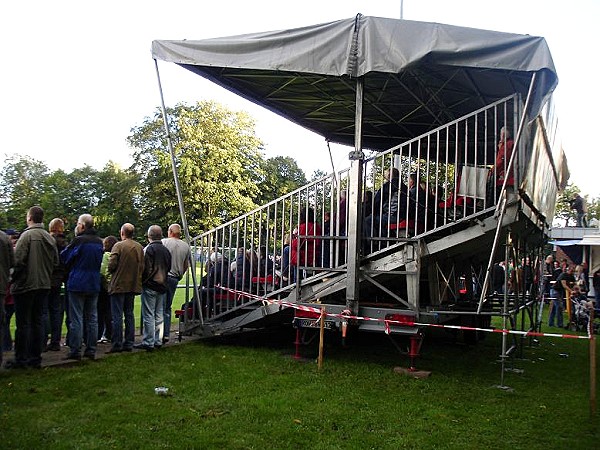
left=1, top=321, right=598, bottom=449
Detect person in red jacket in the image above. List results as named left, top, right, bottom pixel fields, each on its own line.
left=487, top=126, right=514, bottom=204
left=290, top=207, right=321, bottom=282
left=493, top=126, right=515, bottom=188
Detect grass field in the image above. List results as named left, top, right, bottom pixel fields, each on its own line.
left=1, top=309, right=597, bottom=449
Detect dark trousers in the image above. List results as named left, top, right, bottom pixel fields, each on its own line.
left=0, top=298, right=4, bottom=365
left=110, top=293, right=135, bottom=351
left=45, top=287, right=64, bottom=346
left=14, top=289, right=49, bottom=367
left=1, top=301, right=13, bottom=351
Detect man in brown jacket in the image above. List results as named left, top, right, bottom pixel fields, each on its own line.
left=107, top=223, right=144, bottom=353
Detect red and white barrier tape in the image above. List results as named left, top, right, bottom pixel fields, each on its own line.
left=218, top=286, right=593, bottom=340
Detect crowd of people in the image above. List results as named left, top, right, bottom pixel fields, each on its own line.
left=542, top=255, right=598, bottom=329
left=0, top=206, right=191, bottom=369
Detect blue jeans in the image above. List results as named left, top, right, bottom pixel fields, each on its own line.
left=110, top=293, right=135, bottom=351
left=548, top=288, right=564, bottom=328
left=68, top=291, right=98, bottom=355
left=141, top=288, right=164, bottom=347
left=163, top=276, right=179, bottom=340
left=14, top=289, right=49, bottom=366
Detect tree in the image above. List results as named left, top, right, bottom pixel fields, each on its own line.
left=93, top=162, right=141, bottom=237
left=587, top=196, right=600, bottom=226
left=0, top=154, right=49, bottom=229
left=128, top=101, right=265, bottom=236
left=255, top=156, right=307, bottom=205
left=555, top=183, right=582, bottom=227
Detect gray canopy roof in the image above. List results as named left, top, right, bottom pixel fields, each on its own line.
left=152, top=14, right=558, bottom=151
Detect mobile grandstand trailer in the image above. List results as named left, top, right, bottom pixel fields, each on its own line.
left=152, top=15, right=568, bottom=360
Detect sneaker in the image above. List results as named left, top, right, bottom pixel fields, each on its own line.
left=83, top=352, right=96, bottom=361
left=162, top=337, right=170, bottom=344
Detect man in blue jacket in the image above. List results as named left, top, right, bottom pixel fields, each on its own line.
left=61, top=214, right=103, bottom=360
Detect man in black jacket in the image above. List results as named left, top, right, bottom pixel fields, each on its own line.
left=135, top=225, right=171, bottom=351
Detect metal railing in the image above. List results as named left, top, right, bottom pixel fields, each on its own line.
left=187, top=95, right=523, bottom=321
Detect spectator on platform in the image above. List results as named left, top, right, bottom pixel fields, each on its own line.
left=234, top=248, right=256, bottom=292
left=569, top=193, right=587, bottom=228
left=362, top=190, right=373, bottom=219
left=408, top=173, right=435, bottom=231
left=279, top=236, right=292, bottom=286
left=202, top=251, right=231, bottom=289
left=492, top=261, right=505, bottom=294
left=363, top=168, right=408, bottom=239
left=487, top=126, right=514, bottom=203
left=257, top=246, right=274, bottom=278
left=321, top=211, right=332, bottom=269
left=337, top=190, right=347, bottom=236
left=291, top=207, right=321, bottom=281
left=522, top=257, right=534, bottom=294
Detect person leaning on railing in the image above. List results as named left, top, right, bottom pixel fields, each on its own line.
left=291, top=207, right=321, bottom=281
left=486, top=126, right=514, bottom=204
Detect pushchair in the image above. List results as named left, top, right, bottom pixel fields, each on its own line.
left=570, top=295, right=591, bottom=332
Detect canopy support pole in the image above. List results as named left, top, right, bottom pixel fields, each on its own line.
left=478, top=73, right=537, bottom=313
left=154, top=59, right=203, bottom=324
left=346, top=78, right=365, bottom=314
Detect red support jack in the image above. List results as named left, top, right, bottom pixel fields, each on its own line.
left=293, top=327, right=302, bottom=360
left=394, top=332, right=431, bottom=378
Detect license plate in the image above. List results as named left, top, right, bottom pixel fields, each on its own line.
left=294, top=318, right=336, bottom=329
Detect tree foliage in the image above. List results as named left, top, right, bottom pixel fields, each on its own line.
left=255, top=156, right=307, bottom=205
left=0, top=101, right=309, bottom=238
left=555, top=183, right=580, bottom=227
left=0, top=154, right=49, bottom=228
left=128, top=102, right=265, bottom=235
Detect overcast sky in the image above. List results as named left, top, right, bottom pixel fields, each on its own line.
left=2, top=0, right=598, bottom=196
